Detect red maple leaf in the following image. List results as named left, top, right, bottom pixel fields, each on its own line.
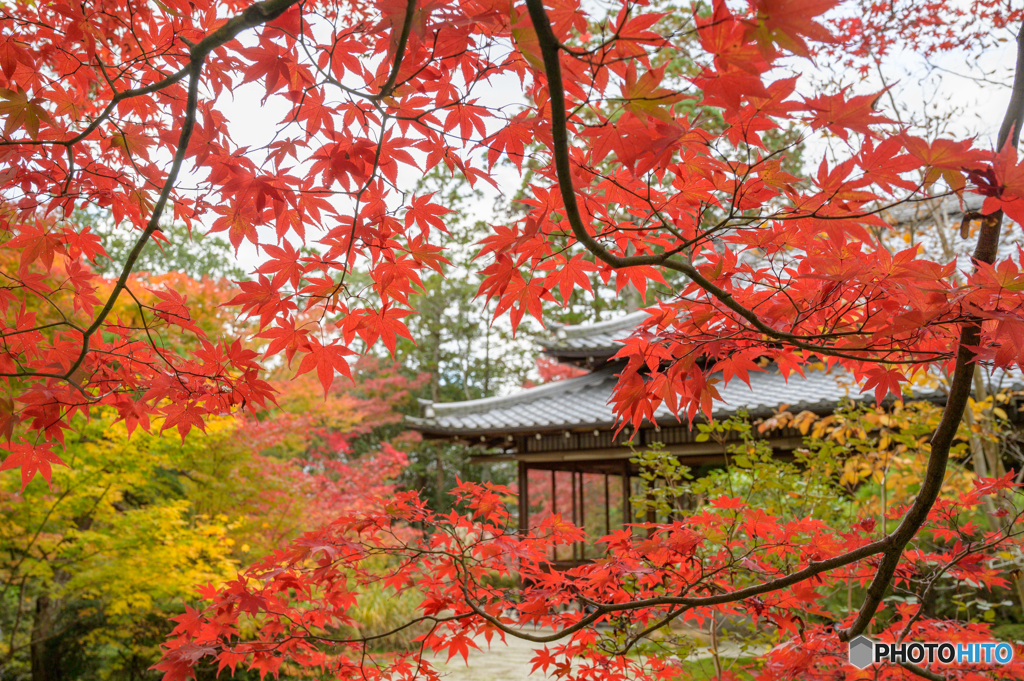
left=860, top=367, right=907, bottom=404
left=802, top=88, right=892, bottom=141
left=295, top=337, right=354, bottom=393
left=0, top=441, right=67, bottom=492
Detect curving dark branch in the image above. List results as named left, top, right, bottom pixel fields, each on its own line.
left=53, top=0, right=305, bottom=383
left=42, top=0, right=420, bottom=388
left=525, top=0, right=963, bottom=366
left=461, top=536, right=890, bottom=643
left=838, top=17, right=1024, bottom=642
left=61, top=58, right=204, bottom=381
left=377, top=0, right=419, bottom=99
left=523, top=0, right=1024, bottom=651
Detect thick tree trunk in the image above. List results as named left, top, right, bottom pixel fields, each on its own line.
left=429, top=329, right=441, bottom=403
left=30, top=594, right=58, bottom=681
left=436, top=450, right=446, bottom=510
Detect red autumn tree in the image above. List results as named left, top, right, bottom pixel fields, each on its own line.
left=4, top=0, right=1024, bottom=678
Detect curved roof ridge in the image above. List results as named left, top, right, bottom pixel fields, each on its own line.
left=409, top=363, right=1024, bottom=437
left=425, top=366, right=616, bottom=417
left=553, top=310, right=650, bottom=339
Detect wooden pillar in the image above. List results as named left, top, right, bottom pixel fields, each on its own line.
left=551, top=469, right=556, bottom=516
left=578, top=468, right=585, bottom=559
left=621, top=459, right=631, bottom=529
left=604, top=472, right=610, bottom=538
left=571, top=464, right=578, bottom=562
left=518, top=460, right=528, bottom=536
left=552, top=469, right=559, bottom=562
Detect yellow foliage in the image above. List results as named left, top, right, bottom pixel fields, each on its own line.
left=778, top=395, right=1000, bottom=519
left=0, top=411, right=280, bottom=679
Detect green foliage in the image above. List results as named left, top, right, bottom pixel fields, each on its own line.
left=88, top=214, right=246, bottom=280
left=0, top=372, right=421, bottom=680
left=993, top=622, right=1024, bottom=642
left=0, top=414, right=243, bottom=681
left=671, top=655, right=757, bottom=680
left=630, top=445, right=695, bottom=521
left=632, top=411, right=853, bottom=527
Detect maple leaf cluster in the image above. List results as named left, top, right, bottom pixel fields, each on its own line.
left=155, top=475, right=1024, bottom=680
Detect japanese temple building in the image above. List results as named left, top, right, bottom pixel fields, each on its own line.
left=407, top=308, right=1020, bottom=566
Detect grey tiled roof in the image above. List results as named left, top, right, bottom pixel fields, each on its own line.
left=408, top=362, right=1023, bottom=436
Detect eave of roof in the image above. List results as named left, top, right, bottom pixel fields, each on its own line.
left=408, top=362, right=1024, bottom=437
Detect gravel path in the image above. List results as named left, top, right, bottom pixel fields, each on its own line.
left=426, top=631, right=550, bottom=681
left=424, top=628, right=763, bottom=681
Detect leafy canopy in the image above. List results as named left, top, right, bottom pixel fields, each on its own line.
left=2, top=0, right=1024, bottom=678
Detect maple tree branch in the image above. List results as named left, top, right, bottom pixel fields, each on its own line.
left=188, top=0, right=301, bottom=56
left=378, top=0, right=419, bottom=98
left=268, top=612, right=474, bottom=647
left=60, top=59, right=203, bottom=381
left=0, top=67, right=191, bottom=149
left=612, top=605, right=689, bottom=654
left=884, top=515, right=1024, bottom=681
left=461, top=537, right=889, bottom=643
left=838, top=16, right=1024, bottom=643
left=305, top=0, right=418, bottom=102
left=54, top=0, right=302, bottom=384
left=0, top=372, right=88, bottom=396
left=524, top=0, right=948, bottom=366
left=526, top=0, right=655, bottom=267
left=895, top=515, right=1024, bottom=645
left=888, top=503, right=1024, bottom=679
left=0, top=321, right=79, bottom=340
left=999, top=24, right=1024, bottom=150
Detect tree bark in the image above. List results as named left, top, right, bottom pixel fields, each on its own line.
left=30, top=594, right=59, bottom=681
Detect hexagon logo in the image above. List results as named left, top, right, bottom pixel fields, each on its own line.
left=848, top=635, right=875, bottom=669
